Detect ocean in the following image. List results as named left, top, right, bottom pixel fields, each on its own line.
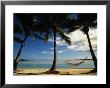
left=17, top=59, right=95, bottom=69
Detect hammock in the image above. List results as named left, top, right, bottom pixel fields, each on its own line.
left=64, top=57, right=87, bottom=66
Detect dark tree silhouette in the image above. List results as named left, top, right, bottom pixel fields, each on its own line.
left=80, top=26, right=97, bottom=72
left=14, top=14, right=45, bottom=72
left=67, top=13, right=97, bottom=72
left=35, top=14, right=71, bottom=73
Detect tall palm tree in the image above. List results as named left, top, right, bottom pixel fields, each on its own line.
left=80, top=26, right=97, bottom=72
left=14, top=35, right=28, bottom=72
left=79, top=14, right=97, bottom=72
left=67, top=13, right=97, bottom=72
left=36, top=14, right=71, bottom=73
left=49, top=24, right=71, bottom=73
left=14, top=14, right=45, bottom=72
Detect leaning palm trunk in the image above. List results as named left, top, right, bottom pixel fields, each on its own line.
left=86, top=33, right=97, bottom=72
left=49, top=30, right=57, bottom=72
left=14, top=35, right=27, bottom=72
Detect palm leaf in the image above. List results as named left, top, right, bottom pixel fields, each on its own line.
left=56, top=27, right=71, bottom=45
left=80, top=26, right=89, bottom=34
left=67, top=26, right=81, bottom=34
left=60, top=33, right=71, bottom=45
left=56, top=27, right=65, bottom=34
left=14, top=36, right=23, bottom=44
left=14, top=25, right=23, bottom=34
left=33, top=34, right=44, bottom=40
left=44, top=32, right=51, bottom=42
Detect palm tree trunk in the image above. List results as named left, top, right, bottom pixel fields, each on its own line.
left=14, top=35, right=27, bottom=72
left=49, top=30, right=56, bottom=72
left=86, top=33, right=97, bottom=71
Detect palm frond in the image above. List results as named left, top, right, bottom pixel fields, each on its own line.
left=56, top=27, right=65, bottom=34
left=33, top=34, right=44, bottom=40
left=60, top=33, right=71, bottom=45
left=67, top=26, right=81, bottom=34
left=14, top=36, right=23, bottom=44
left=44, top=32, right=50, bottom=42
left=14, top=25, right=23, bottom=34
left=79, top=13, right=97, bottom=27
left=80, top=26, right=89, bottom=34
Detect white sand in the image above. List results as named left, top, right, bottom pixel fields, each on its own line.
left=14, top=68, right=96, bottom=75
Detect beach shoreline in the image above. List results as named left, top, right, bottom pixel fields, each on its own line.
left=14, top=68, right=97, bottom=75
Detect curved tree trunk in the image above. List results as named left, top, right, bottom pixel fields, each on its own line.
left=86, top=33, right=97, bottom=72
left=14, top=35, right=27, bottom=72
left=49, top=30, right=56, bottom=72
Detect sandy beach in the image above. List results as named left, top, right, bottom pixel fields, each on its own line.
left=14, top=68, right=96, bottom=75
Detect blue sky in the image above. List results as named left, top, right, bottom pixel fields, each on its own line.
left=14, top=14, right=97, bottom=61
left=14, top=29, right=97, bottom=61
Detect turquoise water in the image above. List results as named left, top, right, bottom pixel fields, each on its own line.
left=18, top=60, right=95, bottom=69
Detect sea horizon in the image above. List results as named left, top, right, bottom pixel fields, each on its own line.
left=17, top=59, right=95, bottom=69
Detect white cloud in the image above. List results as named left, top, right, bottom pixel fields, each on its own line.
left=50, top=47, right=67, bottom=54
left=48, top=28, right=97, bottom=51
left=42, top=50, right=65, bottom=54
left=50, top=48, right=54, bottom=50
left=67, top=29, right=97, bottom=51
left=41, top=51, right=53, bottom=54
left=57, top=51, right=64, bottom=53
left=48, top=37, right=67, bottom=46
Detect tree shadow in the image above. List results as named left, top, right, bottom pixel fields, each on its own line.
left=15, top=72, right=49, bottom=75
left=15, top=71, right=60, bottom=75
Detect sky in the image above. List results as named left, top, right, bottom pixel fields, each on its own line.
left=14, top=14, right=97, bottom=62
left=14, top=29, right=97, bottom=61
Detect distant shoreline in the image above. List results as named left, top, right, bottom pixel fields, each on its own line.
left=18, top=67, right=95, bottom=69
left=18, top=59, right=93, bottom=61
left=18, top=60, right=95, bottom=69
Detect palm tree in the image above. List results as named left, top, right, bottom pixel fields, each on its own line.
left=80, top=26, right=97, bottom=72
left=14, top=35, right=28, bottom=72
left=14, top=14, right=45, bottom=72
left=49, top=24, right=71, bottom=73
left=36, top=14, right=71, bottom=73
left=67, top=13, right=97, bottom=72
left=79, top=14, right=97, bottom=72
